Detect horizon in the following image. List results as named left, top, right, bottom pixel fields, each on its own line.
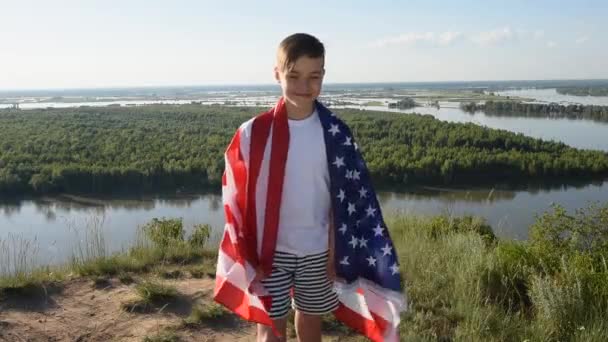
left=3, top=78, right=608, bottom=93
left=2, top=0, right=607, bottom=90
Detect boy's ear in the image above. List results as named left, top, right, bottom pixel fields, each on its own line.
left=273, top=66, right=281, bottom=83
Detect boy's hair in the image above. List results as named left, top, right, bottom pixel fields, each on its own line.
left=277, top=33, right=325, bottom=72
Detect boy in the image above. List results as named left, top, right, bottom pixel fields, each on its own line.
left=215, top=33, right=406, bottom=342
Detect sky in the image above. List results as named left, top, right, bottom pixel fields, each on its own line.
left=1, top=0, right=607, bottom=90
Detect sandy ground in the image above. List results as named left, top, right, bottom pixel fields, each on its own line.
left=0, top=274, right=360, bottom=342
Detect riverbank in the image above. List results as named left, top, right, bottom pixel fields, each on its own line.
left=2, top=202, right=608, bottom=340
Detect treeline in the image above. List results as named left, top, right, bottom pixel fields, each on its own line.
left=556, top=87, right=608, bottom=97
left=1, top=104, right=608, bottom=196
left=388, top=97, right=417, bottom=109
left=460, top=100, right=608, bottom=122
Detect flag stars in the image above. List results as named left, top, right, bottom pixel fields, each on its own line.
left=338, top=223, right=347, bottom=235
left=358, top=187, right=368, bottom=198
left=390, top=263, right=400, bottom=275
left=353, top=169, right=361, bottom=180
left=359, top=237, right=368, bottom=248
left=343, top=136, right=352, bottom=146
left=345, top=169, right=353, bottom=179
left=348, top=235, right=358, bottom=248
left=373, top=224, right=384, bottom=237
left=328, top=124, right=340, bottom=136
left=366, top=256, right=377, bottom=267
left=381, top=243, right=393, bottom=256
left=347, top=202, right=356, bottom=216
left=337, top=189, right=346, bottom=202
left=366, top=205, right=377, bottom=217
left=340, top=256, right=350, bottom=266
left=333, top=156, right=345, bottom=169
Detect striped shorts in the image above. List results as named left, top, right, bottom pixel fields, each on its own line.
left=261, top=250, right=340, bottom=319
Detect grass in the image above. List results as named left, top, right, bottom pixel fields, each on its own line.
left=142, top=329, right=181, bottom=342
left=390, top=202, right=608, bottom=341
left=118, top=272, right=135, bottom=285
left=0, top=216, right=217, bottom=297
left=121, top=280, right=179, bottom=313
left=135, top=280, right=179, bottom=303
left=0, top=233, right=67, bottom=298
left=183, top=302, right=228, bottom=326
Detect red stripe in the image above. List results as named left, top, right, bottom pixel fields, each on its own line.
left=247, top=109, right=274, bottom=269
left=260, top=98, right=289, bottom=276
left=219, top=227, right=239, bottom=263
left=214, top=275, right=272, bottom=325
left=224, top=128, right=248, bottom=251
left=334, top=304, right=392, bottom=342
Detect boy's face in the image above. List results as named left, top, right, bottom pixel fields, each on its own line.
left=275, top=56, right=325, bottom=109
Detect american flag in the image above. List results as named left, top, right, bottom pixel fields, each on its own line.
left=214, top=98, right=407, bottom=341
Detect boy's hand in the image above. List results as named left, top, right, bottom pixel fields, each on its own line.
left=253, top=266, right=266, bottom=282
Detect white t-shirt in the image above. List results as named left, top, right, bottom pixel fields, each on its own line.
left=276, top=109, right=331, bottom=256
left=238, top=109, right=331, bottom=257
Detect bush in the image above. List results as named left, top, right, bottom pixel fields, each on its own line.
left=480, top=241, right=535, bottom=311
left=189, top=224, right=211, bottom=249
left=143, top=218, right=185, bottom=248
left=529, top=203, right=608, bottom=274
left=427, top=214, right=496, bottom=243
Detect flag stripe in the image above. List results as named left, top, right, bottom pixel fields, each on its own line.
left=260, top=98, right=289, bottom=276
left=334, top=304, right=388, bottom=342
left=247, top=110, right=273, bottom=268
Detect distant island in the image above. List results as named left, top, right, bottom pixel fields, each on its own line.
left=460, top=100, right=608, bottom=122
left=556, top=87, right=608, bottom=97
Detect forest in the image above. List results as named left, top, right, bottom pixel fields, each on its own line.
left=1, top=104, right=608, bottom=195
left=460, top=100, right=608, bottom=122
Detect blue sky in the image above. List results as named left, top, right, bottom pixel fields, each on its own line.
left=1, top=0, right=607, bottom=89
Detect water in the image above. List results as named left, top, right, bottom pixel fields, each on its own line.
left=344, top=103, right=608, bottom=151
left=495, top=88, right=608, bottom=106
left=1, top=180, right=607, bottom=268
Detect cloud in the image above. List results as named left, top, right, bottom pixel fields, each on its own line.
left=514, top=28, right=544, bottom=41
left=533, top=30, right=545, bottom=40
left=576, top=35, right=589, bottom=44
left=371, top=32, right=435, bottom=47
left=546, top=41, right=557, bottom=48
left=371, top=31, right=461, bottom=47
left=371, top=27, right=547, bottom=48
left=470, top=27, right=513, bottom=45
left=438, top=31, right=463, bottom=45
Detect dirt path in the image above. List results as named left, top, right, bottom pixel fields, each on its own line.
left=0, top=274, right=361, bottom=342
left=0, top=276, right=257, bottom=342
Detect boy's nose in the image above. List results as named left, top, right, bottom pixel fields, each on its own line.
left=295, top=79, right=311, bottom=93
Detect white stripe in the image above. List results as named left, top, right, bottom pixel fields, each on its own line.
left=334, top=278, right=406, bottom=341
left=216, top=247, right=268, bottom=310
left=254, top=124, right=273, bottom=256
left=222, top=156, right=243, bottom=229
